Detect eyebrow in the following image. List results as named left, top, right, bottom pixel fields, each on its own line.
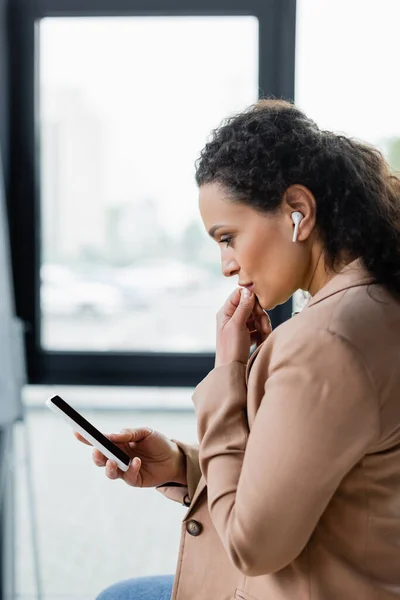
left=208, top=224, right=226, bottom=239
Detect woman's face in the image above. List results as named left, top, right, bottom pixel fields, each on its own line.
left=199, top=182, right=312, bottom=310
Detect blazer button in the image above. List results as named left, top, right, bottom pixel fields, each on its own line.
left=183, top=494, right=191, bottom=507
left=186, top=519, right=202, bottom=536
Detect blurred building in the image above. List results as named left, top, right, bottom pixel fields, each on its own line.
left=41, top=88, right=107, bottom=263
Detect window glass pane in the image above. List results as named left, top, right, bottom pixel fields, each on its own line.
left=39, top=16, right=259, bottom=351
left=294, top=0, right=400, bottom=313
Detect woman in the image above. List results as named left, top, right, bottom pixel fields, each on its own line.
left=77, top=99, right=400, bottom=599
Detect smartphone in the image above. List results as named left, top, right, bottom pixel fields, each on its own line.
left=45, top=395, right=131, bottom=472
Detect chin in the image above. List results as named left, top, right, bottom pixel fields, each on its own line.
left=257, top=291, right=291, bottom=312
left=263, top=302, right=278, bottom=311
left=256, top=295, right=276, bottom=311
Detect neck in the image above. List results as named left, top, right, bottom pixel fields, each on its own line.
left=307, top=248, right=354, bottom=297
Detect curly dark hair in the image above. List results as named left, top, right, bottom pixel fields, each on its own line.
left=195, top=98, right=400, bottom=296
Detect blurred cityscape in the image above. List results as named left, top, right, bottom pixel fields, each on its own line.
left=39, top=16, right=260, bottom=352
left=39, top=84, right=243, bottom=351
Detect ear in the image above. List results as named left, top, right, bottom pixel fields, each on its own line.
left=281, top=185, right=317, bottom=243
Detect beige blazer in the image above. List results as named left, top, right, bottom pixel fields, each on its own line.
left=157, top=259, right=400, bottom=600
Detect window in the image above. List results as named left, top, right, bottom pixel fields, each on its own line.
left=295, top=0, right=400, bottom=171
left=9, top=0, right=295, bottom=385
left=39, top=16, right=259, bottom=353
left=292, top=0, right=400, bottom=315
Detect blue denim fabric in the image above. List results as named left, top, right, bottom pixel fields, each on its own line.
left=96, top=575, right=174, bottom=600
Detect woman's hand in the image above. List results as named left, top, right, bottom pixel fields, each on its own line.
left=74, top=428, right=186, bottom=488
left=215, top=287, right=272, bottom=368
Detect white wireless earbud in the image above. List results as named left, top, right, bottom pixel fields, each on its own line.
left=291, top=211, right=304, bottom=243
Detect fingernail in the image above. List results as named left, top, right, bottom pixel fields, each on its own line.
left=242, top=288, right=251, bottom=299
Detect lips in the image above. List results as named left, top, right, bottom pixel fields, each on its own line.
left=240, top=283, right=255, bottom=293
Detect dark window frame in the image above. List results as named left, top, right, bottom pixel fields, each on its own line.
left=7, top=0, right=296, bottom=387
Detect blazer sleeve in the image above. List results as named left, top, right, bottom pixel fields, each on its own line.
left=156, top=440, right=202, bottom=506
left=192, top=329, right=380, bottom=576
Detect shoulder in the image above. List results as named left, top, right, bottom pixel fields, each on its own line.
left=270, top=282, right=394, bottom=352
left=253, top=284, right=388, bottom=379
left=250, top=282, right=400, bottom=403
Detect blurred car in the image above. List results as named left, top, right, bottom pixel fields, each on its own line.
left=41, top=264, right=128, bottom=318
left=41, top=279, right=128, bottom=318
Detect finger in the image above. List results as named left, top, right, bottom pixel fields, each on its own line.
left=250, top=317, right=271, bottom=346
left=252, top=304, right=272, bottom=330
left=108, top=428, right=153, bottom=444
left=246, top=317, right=256, bottom=329
left=74, top=431, right=92, bottom=446
left=218, top=288, right=241, bottom=321
left=229, top=287, right=241, bottom=305
left=253, top=300, right=272, bottom=328
left=93, top=448, right=107, bottom=467
left=260, top=313, right=272, bottom=334
left=231, top=288, right=255, bottom=326
left=105, top=459, right=122, bottom=480
left=247, top=318, right=258, bottom=334
left=253, top=301, right=265, bottom=317
left=121, top=457, right=142, bottom=487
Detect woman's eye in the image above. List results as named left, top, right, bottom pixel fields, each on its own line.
left=220, top=237, right=233, bottom=248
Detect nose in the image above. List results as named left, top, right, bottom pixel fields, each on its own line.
left=221, top=256, right=240, bottom=278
